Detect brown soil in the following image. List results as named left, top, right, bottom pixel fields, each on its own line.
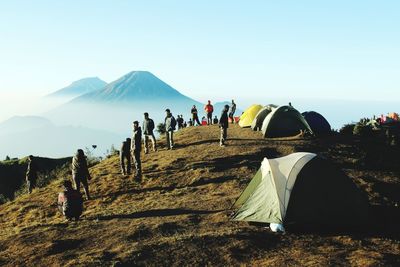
left=0, top=125, right=399, bottom=266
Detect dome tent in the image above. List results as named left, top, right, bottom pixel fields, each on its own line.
left=302, top=111, right=331, bottom=135
left=238, top=104, right=263, bottom=128
left=251, top=104, right=278, bottom=131
left=232, top=153, right=369, bottom=228
left=261, top=105, right=313, bottom=138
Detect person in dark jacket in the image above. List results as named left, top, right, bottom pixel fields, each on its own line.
left=219, top=105, right=230, bottom=146
left=177, top=115, right=184, bottom=130
left=191, top=105, right=201, bottom=126
left=72, top=149, right=91, bottom=200
left=26, top=155, right=38, bottom=194
left=143, top=112, right=157, bottom=154
left=164, top=109, right=176, bottom=150
left=229, top=99, right=236, bottom=124
left=131, top=121, right=142, bottom=181
left=120, top=138, right=131, bottom=175
left=213, top=115, right=219, bottom=124
left=204, top=100, right=214, bottom=125
left=57, top=180, right=83, bottom=221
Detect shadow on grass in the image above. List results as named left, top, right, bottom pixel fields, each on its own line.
left=286, top=205, right=400, bottom=240
left=96, top=208, right=223, bottom=221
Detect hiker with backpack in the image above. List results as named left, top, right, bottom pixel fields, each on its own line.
left=204, top=100, right=214, bottom=125
left=191, top=105, right=201, bottom=126
left=131, top=121, right=143, bottom=181
left=26, top=155, right=38, bottom=194
left=165, top=108, right=177, bottom=150
left=219, top=105, right=230, bottom=147
left=120, top=138, right=131, bottom=175
left=57, top=180, right=83, bottom=221
left=72, top=149, right=91, bottom=200
left=143, top=112, right=157, bottom=154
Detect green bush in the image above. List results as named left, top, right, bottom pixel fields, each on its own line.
left=156, top=123, right=166, bottom=135
left=353, top=123, right=373, bottom=137
left=339, top=124, right=355, bottom=135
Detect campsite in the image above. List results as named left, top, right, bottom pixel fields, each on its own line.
left=1, top=1, right=400, bottom=266
left=0, top=121, right=399, bottom=266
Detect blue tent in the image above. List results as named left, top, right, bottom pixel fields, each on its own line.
left=302, top=111, right=331, bottom=135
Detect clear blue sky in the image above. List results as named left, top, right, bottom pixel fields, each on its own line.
left=0, top=1, right=399, bottom=109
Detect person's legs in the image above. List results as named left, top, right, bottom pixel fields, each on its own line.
left=120, top=154, right=126, bottom=175
left=133, top=150, right=142, bottom=180
left=229, top=112, right=234, bottom=123
left=81, top=178, right=90, bottom=200
left=224, top=127, right=228, bottom=141
left=151, top=134, right=157, bottom=151
left=126, top=154, right=131, bottom=175
left=220, top=127, right=225, bottom=146
left=207, top=113, right=212, bottom=125
left=165, top=132, right=170, bottom=149
left=27, top=180, right=32, bottom=193
left=144, top=135, right=149, bottom=154
left=220, top=127, right=227, bottom=146
left=73, top=175, right=81, bottom=192
left=169, top=131, right=174, bottom=148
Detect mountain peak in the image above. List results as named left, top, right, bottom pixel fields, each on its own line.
left=74, top=70, right=195, bottom=104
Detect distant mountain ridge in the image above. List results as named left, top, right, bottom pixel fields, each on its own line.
left=0, top=116, right=53, bottom=136
left=46, top=77, right=107, bottom=98
left=72, top=71, right=197, bottom=104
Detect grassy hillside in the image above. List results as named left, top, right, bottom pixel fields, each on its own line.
left=0, top=157, right=72, bottom=203
left=0, top=125, right=399, bottom=266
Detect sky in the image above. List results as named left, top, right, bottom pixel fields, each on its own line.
left=0, top=0, right=399, bottom=122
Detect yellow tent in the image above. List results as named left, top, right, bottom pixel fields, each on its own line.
left=239, top=104, right=263, bottom=128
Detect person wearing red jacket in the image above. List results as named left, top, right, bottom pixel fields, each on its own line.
left=204, top=100, right=214, bottom=125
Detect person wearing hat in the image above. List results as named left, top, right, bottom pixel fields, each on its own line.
left=142, top=112, right=157, bottom=154
left=164, top=109, right=176, bottom=149
left=131, top=121, right=143, bottom=181
left=204, top=100, right=214, bottom=125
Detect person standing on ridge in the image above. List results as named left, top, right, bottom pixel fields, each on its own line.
left=219, top=105, right=230, bottom=147
left=142, top=112, right=157, bottom=154
left=191, top=105, right=201, bottom=126
left=165, top=108, right=176, bottom=150
left=177, top=115, right=184, bottom=130
left=26, top=155, right=38, bottom=194
left=229, top=99, right=237, bottom=124
left=72, top=149, right=91, bottom=200
left=120, top=138, right=131, bottom=175
left=131, top=121, right=142, bottom=181
left=204, top=100, right=214, bottom=125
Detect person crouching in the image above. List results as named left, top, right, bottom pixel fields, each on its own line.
left=57, top=180, right=83, bottom=221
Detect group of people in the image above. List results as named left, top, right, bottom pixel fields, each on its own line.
left=25, top=99, right=237, bottom=221
left=25, top=149, right=91, bottom=221
left=190, top=100, right=236, bottom=126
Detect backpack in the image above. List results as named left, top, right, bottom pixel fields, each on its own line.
left=148, top=119, right=155, bottom=131
left=171, top=116, right=177, bottom=130
left=62, top=191, right=83, bottom=219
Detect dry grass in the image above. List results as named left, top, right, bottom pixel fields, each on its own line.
left=0, top=125, right=399, bottom=266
